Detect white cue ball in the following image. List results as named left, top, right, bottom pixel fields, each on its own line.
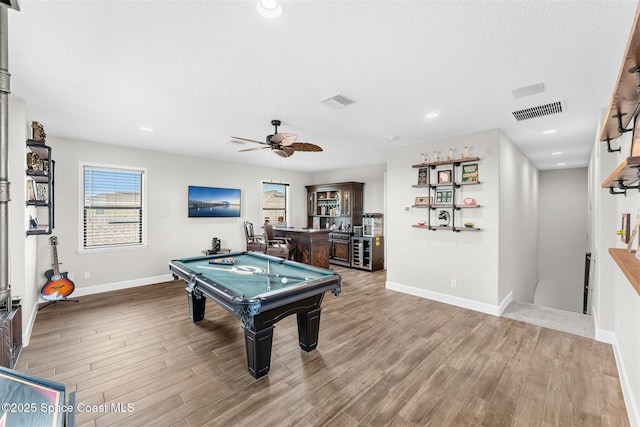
left=281, top=277, right=288, bottom=284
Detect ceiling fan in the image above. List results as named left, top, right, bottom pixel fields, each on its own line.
left=232, top=119, right=323, bottom=158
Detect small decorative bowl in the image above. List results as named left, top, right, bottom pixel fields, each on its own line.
left=417, top=221, right=425, bottom=226
left=464, top=222, right=474, bottom=228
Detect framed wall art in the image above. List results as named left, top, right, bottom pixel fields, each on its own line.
left=417, top=167, right=429, bottom=186
left=438, top=169, right=452, bottom=184
left=632, top=115, right=640, bottom=157
left=621, top=213, right=631, bottom=243
left=462, top=163, right=479, bottom=182
left=414, top=196, right=431, bottom=206
left=434, top=187, right=453, bottom=205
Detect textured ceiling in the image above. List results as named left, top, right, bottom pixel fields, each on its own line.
left=6, top=0, right=639, bottom=172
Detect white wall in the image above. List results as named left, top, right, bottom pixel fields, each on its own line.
left=535, top=168, right=588, bottom=313
left=386, top=129, right=502, bottom=311
left=498, top=131, right=539, bottom=304
left=589, top=109, right=640, bottom=424
left=7, top=96, right=38, bottom=344
left=385, top=129, right=539, bottom=314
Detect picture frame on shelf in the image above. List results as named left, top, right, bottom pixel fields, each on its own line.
left=632, top=115, right=640, bottom=157
left=434, top=187, right=453, bottom=205
left=438, top=169, right=452, bottom=184
left=417, top=167, right=429, bottom=185
left=26, top=178, right=36, bottom=201
left=626, top=210, right=640, bottom=252
left=26, top=152, right=40, bottom=171
left=438, top=210, right=451, bottom=226
left=462, top=163, right=479, bottom=182
left=621, top=213, right=631, bottom=243
left=35, top=183, right=48, bottom=203
left=415, top=196, right=431, bottom=206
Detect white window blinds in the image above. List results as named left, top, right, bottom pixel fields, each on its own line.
left=83, top=166, right=144, bottom=249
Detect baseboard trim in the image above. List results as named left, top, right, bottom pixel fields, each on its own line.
left=20, top=301, right=39, bottom=347
left=385, top=281, right=508, bottom=316
left=592, top=306, right=639, bottom=426
left=68, top=274, right=175, bottom=298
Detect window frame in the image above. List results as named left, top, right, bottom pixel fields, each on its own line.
left=78, top=162, right=148, bottom=254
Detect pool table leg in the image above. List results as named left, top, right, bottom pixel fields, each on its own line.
left=187, top=289, right=206, bottom=322
left=244, top=325, right=275, bottom=379
left=297, top=307, right=322, bottom=352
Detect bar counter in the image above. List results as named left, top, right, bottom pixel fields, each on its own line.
left=273, top=227, right=330, bottom=268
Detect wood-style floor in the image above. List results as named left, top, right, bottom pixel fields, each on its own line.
left=15, top=267, right=629, bottom=426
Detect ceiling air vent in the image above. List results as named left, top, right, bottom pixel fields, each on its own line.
left=320, top=93, right=356, bottom=109
left=512, top=101, right=564, bottom=121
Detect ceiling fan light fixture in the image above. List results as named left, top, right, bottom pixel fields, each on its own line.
left=256, top=0, right=282, bottom=19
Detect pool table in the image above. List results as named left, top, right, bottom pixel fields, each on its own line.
left=169, top=251, right=341, bottom=378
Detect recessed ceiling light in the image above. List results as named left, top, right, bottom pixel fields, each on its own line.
left=552, top=151, right=562, bottom=155
left=139, top=127, right=154, bottom=132
left=256, top=0, right=282, bottom=19
left=388, top=136, right=398, bottom=142
left=542, top=129, right=556, bottom=134
left=425, top=112, right=439, bottom=119
left=557, top=162, right=566, bottom=166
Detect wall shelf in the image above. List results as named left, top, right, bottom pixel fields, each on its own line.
left=411, top=156, right=481, bottom=231
left=412, top=156, right=480, bottom=169
left=601, top=156, right=640, bottom=190
left=412, top=224, right=480, bottom=232
left=599, top=5, right=640, bottom=143
left=26, top=141, right=54, bottom=236
left=609, top=248, right=640, bottom=296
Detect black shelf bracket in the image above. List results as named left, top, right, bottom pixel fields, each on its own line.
left=606, top=138, right=621, bottom=153
left=613, top=113, right=632, bottom=135
left=609, top=177, right=640, bottom=195
left=609, top=186, right=627, bottom=196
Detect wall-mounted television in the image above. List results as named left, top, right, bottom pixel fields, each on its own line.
left=188, top=186, right=241, bottom=218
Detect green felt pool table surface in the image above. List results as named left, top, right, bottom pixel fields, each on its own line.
left=171, top=252, right=336, bottom=299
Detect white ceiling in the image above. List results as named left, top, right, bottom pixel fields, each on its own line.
left=6, top=0, right=639, bottom=172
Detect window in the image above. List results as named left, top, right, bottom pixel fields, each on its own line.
left=261, top=181, right=289, bottom=225
left=80, top=163, right=146, bottom=251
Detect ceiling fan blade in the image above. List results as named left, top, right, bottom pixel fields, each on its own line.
left=274, top=146, right=295, bottom=157
left=282, top=146, right=295, bottom=156
left=231, top=136, right=267, bottom=145
left=290, top=142, right=323, bottom=152
left=271, top=133, right=298, bottom=146
left=239, top=146, right=269, bottom=152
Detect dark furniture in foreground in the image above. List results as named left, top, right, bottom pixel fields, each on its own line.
left=273, top=227, right=331, bottom=268
left=264, top=223, right=295, bottom=260
left=243, top=221, right=266, bottom=253
left=169, top=251, right=341, bottom=378
left=352, top=236, right=385, bottom=271
left=329, top=231, right=352, bottom=267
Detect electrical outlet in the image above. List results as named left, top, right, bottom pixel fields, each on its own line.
left=450, top=279, right=456, bottom=288
left=84, top=271, right=91, bottom=279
